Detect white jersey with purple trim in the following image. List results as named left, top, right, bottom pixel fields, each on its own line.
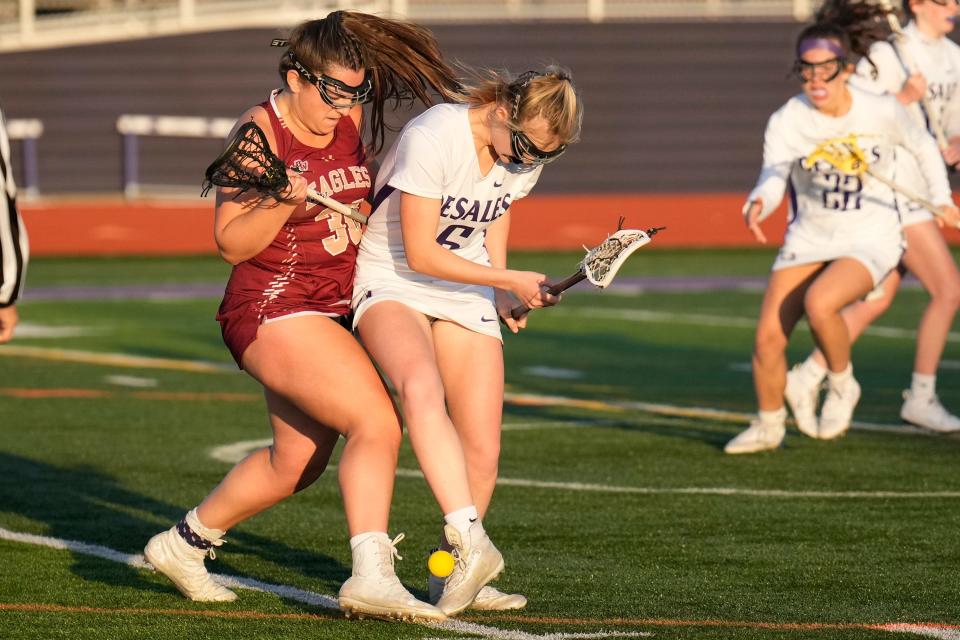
left=355, top=103, right=541, bottom=293
left=747, top=85, right=951, bottom=236
left=851, top=24, right=960, bottom=224
left=853, top=23, right=960, bottom=138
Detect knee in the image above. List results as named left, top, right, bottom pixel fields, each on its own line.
left=293, top=455, right=331, bottom=493
left=803, top=292, right=834, bottom=327
left=865, top=293, right=895, bottom=316
left=932, top=278, right=960, bottom=311
left=269, top=447, right=327, bottom=495
left=346, top=415, right=403, bottom=453
left=464, top=437, right=501, bottom=479
left=754, top=328, right=787, bottom=362
left=395, top=376, right=446, bottom=423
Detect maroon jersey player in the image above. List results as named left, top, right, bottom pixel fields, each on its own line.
left=217, top=94, right=370, bottom=365
left=143, top=11, right=462, bottom=622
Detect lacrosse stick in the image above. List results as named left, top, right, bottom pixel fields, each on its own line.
left=806, top=134, right=946, bottom=216
left=874, top=0, right=949, bottom=148
left=509, top=223, right=665, bottom=320
left=202, top=122, right=369, bottom=225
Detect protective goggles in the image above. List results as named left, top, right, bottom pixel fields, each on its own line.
left=508, top=129, right=566, bottom=166
left=792, top=57, right=844, bottom=82
left=505, top=70, right=566, bottom=166
left=290, top=56, right=373, bottom=109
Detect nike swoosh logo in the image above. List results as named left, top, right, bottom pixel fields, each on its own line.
left=480, top=316, right=497, bottom=323
left=493, top=181, right=504, bottom=187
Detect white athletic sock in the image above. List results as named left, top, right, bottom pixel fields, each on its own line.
left=186, top=508, right=226, bottom=541
left=349, top=531, right=386, bottom=551
left=444, top=505, right=481, bottom=539
left=911, top=373, right=936, bottom=401
left=800, top=354, right=827, bottom=382
left=758, top=407, right=787, bottom=426
left=827, top=364, right=853, bottom=390
left=349, top=531, right=390, bottom=576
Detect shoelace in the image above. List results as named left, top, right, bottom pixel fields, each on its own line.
left=207, top=538, right=225, bottom=561
left=375, top=533, right=405, bottom=578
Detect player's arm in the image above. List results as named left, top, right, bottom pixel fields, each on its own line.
left=939, top=60, right=960, bottom=165
left=862, top=42, right=919, bottom=102
left=400, top=192, right=550, bottom=309
left=482, top=209, right=534, bottom=332
left=892, top=100, right=960, bottom=225
left=743, top=111, right=793, bottom=240
left=212, top=109, right=307, bottom=265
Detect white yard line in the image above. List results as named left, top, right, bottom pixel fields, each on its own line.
left=503, top=391, right=934, bottom=437
left=104, top=374, right=159, bottom=388
left=15, top=323, right=104, bottom=338
left=209, top=443, right=960, bottom=500
left=0, top=526, right=954, bottom=639
left=0, top=345, right=235, bottom=373
left=881, top=624, right=960, bottom=640
left=0, top=527, right=644, bottom=639
left=555, top=308, right=959, bottom=342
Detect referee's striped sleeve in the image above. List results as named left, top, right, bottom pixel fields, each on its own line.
left=0, top=106, right=28, bottom=308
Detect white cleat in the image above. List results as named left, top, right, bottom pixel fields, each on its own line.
left=429, top=573, right=527, bottom=611
left=338, top=533, right=446, bottom=623
left=784, top=365, right=822, bottom=439
left=435, top=523, right=504, bottom=617
left=724, top=419, right=785, bottom=454
left=471, top=585, right=528, bottom=610
left=818, top=375, right=860, bottom=440
left=901, top=391, right=960, bottom=433
left=143, top=526, right=237, bottom=602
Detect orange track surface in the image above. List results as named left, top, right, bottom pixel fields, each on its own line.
left=20, top=194, right=960, bottom=256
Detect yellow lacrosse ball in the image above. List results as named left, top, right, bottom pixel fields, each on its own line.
left=428, top=550, right=455, bottom=578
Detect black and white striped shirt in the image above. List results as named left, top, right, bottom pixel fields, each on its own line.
left=0, top=106, right=28, bottom=308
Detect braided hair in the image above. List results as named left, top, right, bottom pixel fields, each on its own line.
left=276, top=11, right=463, bottom=154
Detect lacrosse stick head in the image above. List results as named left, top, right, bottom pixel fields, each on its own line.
left=581, top=227, right=663, bottom=288
left=805, top=135, right=869, bottom=176
left=202, top=122, right=290, bottom=199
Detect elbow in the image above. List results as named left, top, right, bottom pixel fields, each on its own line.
left=216, top=241, right=246, bottom=266
left=220, top=251, right=246, bottom=266
left=405, top=251, right=428, bottom=274
left=405, top=246, right=435, bottom=276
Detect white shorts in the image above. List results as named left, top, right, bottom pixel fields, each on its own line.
left=352, top=280, right=503, bottom=342
left=900, top=200, right=936, bottom=227
left=773, top=233, right=905, bottom=286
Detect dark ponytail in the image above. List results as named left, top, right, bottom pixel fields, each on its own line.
left=809, top=0, right=894, bottom=64
left=276, top=11, right=463, bottom=154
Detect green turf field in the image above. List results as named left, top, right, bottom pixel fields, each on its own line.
left=2, top=249, right=959, bottom=640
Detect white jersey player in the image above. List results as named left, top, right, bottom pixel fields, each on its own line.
left=749, top=83, right=948, bottom=285
left=354, top=102, right=542, bottom=340
left=725, top=23, right=960, bottom=454
left=792, top=0, right=960, bottom=435
left=353, top=68, right=581, bottom=615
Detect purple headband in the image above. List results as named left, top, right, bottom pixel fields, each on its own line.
left=797, top=37, right=846, bottom=58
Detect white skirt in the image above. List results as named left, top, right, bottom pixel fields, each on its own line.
left=773, top=221, right=905, bottom=286
left=352, top=278, right=503, bottom=342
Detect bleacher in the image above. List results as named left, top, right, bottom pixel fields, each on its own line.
left=0, top=1, right=810, bottom=197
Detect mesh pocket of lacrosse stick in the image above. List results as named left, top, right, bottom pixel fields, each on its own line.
left=202, top=122, right=291, bottom=198
left=805, top=135, right=869, bottom=176
left=579, top=228, right=656, bottom=288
